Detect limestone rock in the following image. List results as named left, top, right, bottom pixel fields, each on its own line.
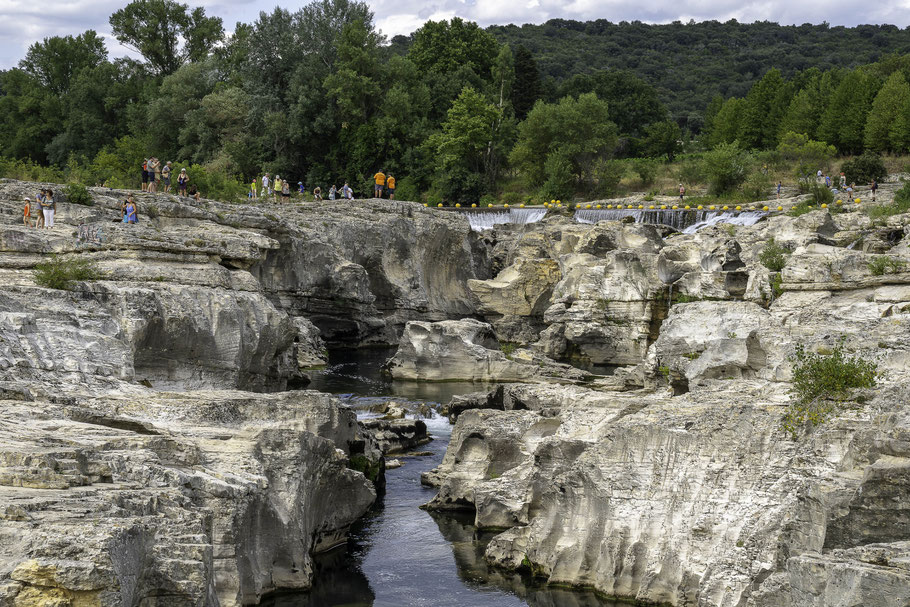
left=0, top=391, right=379, bottom=607
left=384, top=319, right=585, bottom=383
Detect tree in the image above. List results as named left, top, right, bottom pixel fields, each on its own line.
left=510, top=93, right=617, bottom=188
left=20, top=31, right=107, bottom=96
left=707, top=97, right=745, bottom=148
left=558, top=70, right=666, bottom=138
left=512, top=45, right=541, bottom=120
left=428, top=86, right=501, bottom=203
left=702, top=141, right=749, bottom=194
left=110, top=0, right=224, bottom=75
left=409, top=18, right=498, bottom=77
left=864, top=71, right=910, bottom=153
left=644, top=120, right=682, bottom=162
left=776, top=132, right=836, bottom=169
left=818, top=71, right=878, bottom=155
left=737, top=68, right=790, bottom=149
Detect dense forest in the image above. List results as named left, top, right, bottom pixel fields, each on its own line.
left=1, top=0, right=910, bottom=204
left=489, top=20, right=910, bottom=127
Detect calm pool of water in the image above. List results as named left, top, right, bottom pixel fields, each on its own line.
left=264, top=349, right=624, bottom=607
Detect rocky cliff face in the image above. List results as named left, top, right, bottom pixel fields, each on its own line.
left=4, top=176, right=910, bottom=607
left=415, top=199, right=910, bottom=606
left=0, top=390, right=379, bottom=606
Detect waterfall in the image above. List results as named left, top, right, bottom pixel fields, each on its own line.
left=465, top=208, right=547, bottom=231
left=574, top=208, right=767, bottom=233
left=680, top=211, right=766, bottom=234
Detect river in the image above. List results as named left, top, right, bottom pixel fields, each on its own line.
left=262, top=348, right=625, bottom=607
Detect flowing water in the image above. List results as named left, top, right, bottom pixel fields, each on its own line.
left=466, top=208, right=548, bottom=231
left=574, top=208, right=766, bottom=233
left=262, top=348, right=623, bottom=607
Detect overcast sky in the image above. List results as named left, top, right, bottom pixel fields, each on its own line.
left=1, top=0, right=908, bottom=68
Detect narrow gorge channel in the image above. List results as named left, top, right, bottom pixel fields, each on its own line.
left=264, top=349, right=619, bottom=607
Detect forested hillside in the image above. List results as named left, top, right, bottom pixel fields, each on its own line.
left=2, top=0, right=910, bottom=206
left=489, top=20, right=910, bottom=127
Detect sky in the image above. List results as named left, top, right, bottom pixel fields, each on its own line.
left=1, top=0, right=908, bottom=69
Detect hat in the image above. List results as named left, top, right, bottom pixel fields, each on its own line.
left=298, top=181, right=302, bottom=184
left=23, top=197, right=31, bottom=201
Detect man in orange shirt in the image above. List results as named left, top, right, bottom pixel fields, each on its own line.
left=373, top=170, right=386, bottom=198
left=387, top=174, right=396, bottom=199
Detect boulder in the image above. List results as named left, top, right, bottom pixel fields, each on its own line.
left=384, top=319, right=585, bottom=383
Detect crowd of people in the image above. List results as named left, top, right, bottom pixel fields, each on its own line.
left=250, top=173, right=360, bottom=201
left=142, top=158, right=194, bottom=198
left=21, top=165, right=402, bottom=231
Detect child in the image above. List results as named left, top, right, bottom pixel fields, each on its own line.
left=23, top=197, right=32, bottom=227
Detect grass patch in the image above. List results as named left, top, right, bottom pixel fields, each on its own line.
left=34, top=255, right=101, bottom=290
left=782, top=338, right=878, bottom=438
left=787, top=202, right=817, bottom=217
left=866, top=181, right=910, bottom=220
left=868, top=257, right=907, bottom=276
left=500, top=342, right=518, bottom=359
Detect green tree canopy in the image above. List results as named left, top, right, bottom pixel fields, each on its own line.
left=510, top=93, right=617, bottom=187
left=20, top=31, right=108, bottom=95
left=864, top=71, right=910, bottom=153
left=557, top=70, right=666, bottom=138
left=110, top=0, right=224, bottom=75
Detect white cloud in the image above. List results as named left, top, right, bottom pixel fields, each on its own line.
left=1, top=0, right=908, bottom=68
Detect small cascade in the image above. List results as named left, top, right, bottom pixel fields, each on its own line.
left=465, top=208, right=547, bottom=231
left=681, top=211, right=766, bottom=234
left=574, top=208, right=767, bottom=233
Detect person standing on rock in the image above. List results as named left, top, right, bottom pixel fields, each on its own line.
left=281, top=179, right=290, bottom=200
left=141, top=159, right=149, bottom=192
left=23, top=197, right=32, bottom=227
left=162, top=162, right=172, bottom=193
left=34, top=190, right=46, bottom=228
left=313, top=186, right=322, bottom=201
left=373, top=170, right=386, bottom=198
left=328, top=184, right=336, bottom=200
left=871, top=178, right=878, bottom=202
left=342, top=182, right=353, bottom=199
left=262, top=173, right=270, bottom=198
left=147, top=158, right=159, bottom=193
left=178, top=168, right=189, bottom=196
left=40, top=189, right=55, bottom=228
left=777, top=181, right=782, bottom=199
left=250, top=178, right=258, bottom=199
left=124, top=196, right=138, bottom=224
left=678, top=183, right=685, bottom=203
left=387, top=174, right=396, bottom=200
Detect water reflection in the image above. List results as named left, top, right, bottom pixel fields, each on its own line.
left=267, top=348, right=623, bottom=607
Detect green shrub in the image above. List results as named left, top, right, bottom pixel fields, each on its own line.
left=702, top=142, right=749, bottom=195
left=593, top=158, right=625, bottom=196
left=33, top=256, right=102, bottom=290
left=742, top=170, right=772, bottom=201
left=64, top=183, right=93, bottom=206
left=500, top=190, right=525, bottom=205
left=479, top=194, right=497, bottom=206
left=782, top=339, right=878, bottom=437
left=868, top=257, right=907, bottom=276
left=840, top=152, right=887, bottom=185
left=632, top=158, right=659, bottom=186
left=759, top=238, right=789, bottom=272
left=810, top=182, right=834, bottom=206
